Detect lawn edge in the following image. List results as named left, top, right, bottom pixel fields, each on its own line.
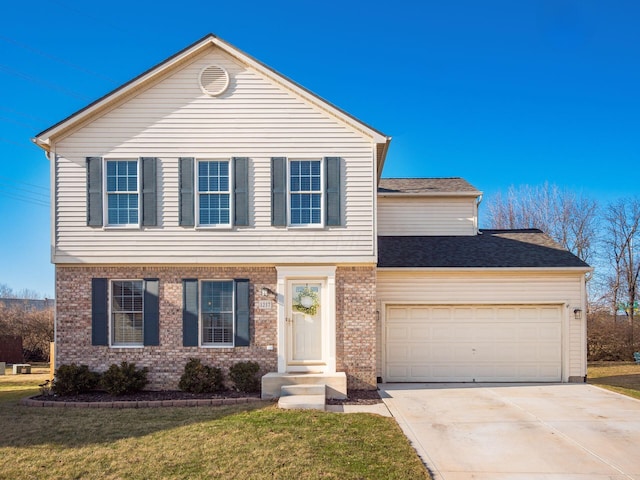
left=19, top=396, right=273, bottom=408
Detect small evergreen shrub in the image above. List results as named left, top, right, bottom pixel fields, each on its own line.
left=52, top=364, right=100, bottom=396
left=229, top=361, right=261, bottom=393
left=178, top=358, right=224, bottom=393
left=101, top=361, right=149, bottom=396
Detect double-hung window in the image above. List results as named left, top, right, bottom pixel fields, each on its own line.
left=289, top=160, right=322, bottom=226
left=111, top=280, right=144, bottom=346
left=200, top=280, right=234, bottom=346
left=106, top=160, right=140, bottom=226
left=197, top=160, right=231, bottom=226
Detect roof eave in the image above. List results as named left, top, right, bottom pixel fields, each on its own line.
left=377, top=266, right=594, bottom=273
left=34, top=33, right=390, bottom=148
left=378, top=191, right=483, bottom=197
left=34, top=34, right=218, bottom=146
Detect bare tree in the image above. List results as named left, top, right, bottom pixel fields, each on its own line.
left=485, top=183, right=598, bottom=266
left=603, top=199, right=640, bottom=330
left=0, top=283, right=43, bottom=300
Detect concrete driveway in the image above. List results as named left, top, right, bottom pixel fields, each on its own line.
left=379, top=383, right=640, bottom=480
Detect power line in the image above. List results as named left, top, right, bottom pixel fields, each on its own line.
left=0, top=137, right=38, bottom=151
left=0, top=34, right=119, bottom=85
left=0, top=106, right=48, bottom=124
left=0, top=180, right=49, bottom=200
left=0, top=188, right=49, bottom=208
left=0, top=115, right=38, bottom=131
left=0, top=63, right=91, bottom=101
left=0, top=176, right=49, bottom=192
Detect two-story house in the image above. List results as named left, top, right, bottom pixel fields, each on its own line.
left=34, top=34, right=590, bottom=399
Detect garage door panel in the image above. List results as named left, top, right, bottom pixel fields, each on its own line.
left=386, top=304, right=562, bottom=382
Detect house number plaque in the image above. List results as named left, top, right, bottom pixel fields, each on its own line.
left=258, top=300, right=272, bottom=310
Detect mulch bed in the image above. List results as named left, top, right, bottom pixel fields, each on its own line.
left=32, top=389, right=382, bottom=405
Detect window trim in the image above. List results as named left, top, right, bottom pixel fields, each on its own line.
left=195, top=158, right=233, bottom=228
left=199, top=279, right=235, bottom=348
left=109, top=279, right=144, bottom=348
left=287, top=158, right=324, bottom=228
left=103, top=158, right=141, bottom=228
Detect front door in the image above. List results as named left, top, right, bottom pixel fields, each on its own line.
left=288, top=282, right=323, bottom=367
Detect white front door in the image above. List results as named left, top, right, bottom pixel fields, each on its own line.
left=288, top=282, right=323, bottom=367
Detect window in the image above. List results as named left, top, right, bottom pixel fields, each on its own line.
left=106, top=160, right=140, bottom=226
left=111, top=280, right=143, bottom=346
left=197, top=160, right=230, bottom=226
left=289, top=160, right=322, bottom=226
left=200, top=281, right=234, bottom=346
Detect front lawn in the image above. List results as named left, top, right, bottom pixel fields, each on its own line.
left=588, top=362, right=640, bottom=399
left=0, top=366, right=429, bottom=479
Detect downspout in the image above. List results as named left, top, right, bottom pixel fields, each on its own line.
left=475, top=194, right=483, bottom=234
left=32, top=137, right=57, bottom=371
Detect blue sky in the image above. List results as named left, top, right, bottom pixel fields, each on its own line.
left=1, top=0, right=638, bottom=297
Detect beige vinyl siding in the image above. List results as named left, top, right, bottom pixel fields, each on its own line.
left=53, top=47, right=376, bottom=264
left=376, top=270, right=586, bottom=382
left=377, top=196, right=477, bottom=236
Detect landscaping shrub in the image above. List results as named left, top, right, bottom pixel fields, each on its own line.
left=52, top=364, right=100, bottom=396
left=178, top=358, right=224, bottom=393
left=101, top=361, right=149, bottom=396
left=229, top=361, right=261, bottom=393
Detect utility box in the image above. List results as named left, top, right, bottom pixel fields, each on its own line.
left=13, top=364, right=31, bottom=374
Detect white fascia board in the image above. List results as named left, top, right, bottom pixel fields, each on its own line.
left=377, top=266, right=594, bottom=273
left=378, top=191, right=483, bottom=198
left=35, top=37, right=215, bottom=145
left=52, top=256, right=378, bottom=265
left=211, top=36, right=390, bottom=144
left=35, top=34, right=390, bottom=148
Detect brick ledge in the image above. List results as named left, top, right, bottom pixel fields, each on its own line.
left=20, top=396, right=270, bottom=408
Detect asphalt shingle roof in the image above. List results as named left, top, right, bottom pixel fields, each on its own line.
left=378, top=178, right=481, bottom=194
left=378, top=230, right=590, bottom=268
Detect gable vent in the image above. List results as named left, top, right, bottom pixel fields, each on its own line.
left=199, top=65, right=229, bottom=96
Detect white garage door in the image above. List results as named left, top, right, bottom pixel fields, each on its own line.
left=385, top=305, right=562, bottom=382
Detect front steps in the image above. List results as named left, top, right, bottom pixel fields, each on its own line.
left=261, top=372, right=347, bottom=401
left=278, top=384, right=326, bottom=410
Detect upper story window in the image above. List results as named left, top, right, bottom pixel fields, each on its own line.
left=106, top=160, right=140, bottom=226
left=111, top=280, right=143, bottom=346
left=197, top=160, right=231, bottom=227
left=289, top=160, right=322, bottom=226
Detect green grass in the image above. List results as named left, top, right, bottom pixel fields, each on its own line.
left=588, top=361, right=640, bottom=400
left=0, top=366, right=429, bottom=480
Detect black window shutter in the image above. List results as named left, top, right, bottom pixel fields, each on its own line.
left=182, top=279, right=199, bottom=346
left=325, top=157, right=341, bottom=226
left=87, top=157, right=103, bottom=226
left=91, top=278, right=108, bottom=345
left=179, top=157, right=195, bottom=227
left=143, top=278, right=160, bottom=346
left=233, top=157, right=249, bottom=226
left=141, top=157, right=157, bottom=226
left=235, top=279, right=250, bottom=347
left=271, top=157, right=287, bottom=226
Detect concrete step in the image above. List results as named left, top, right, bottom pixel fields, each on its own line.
left=278, top=394, right=326, bottom=411
left=262, top=372, right=347, bottom=400
left=281, top=384, right=326, bottom=397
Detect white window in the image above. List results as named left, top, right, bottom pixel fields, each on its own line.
left=200, top=280, right=234, bottom=346
left=289, top=159, right=322, bottom=226
left=197, top=160, right=231, bottom=226
left=111, top=280, right=143, bottom=346
left=105, top=160, right=140, bottom=226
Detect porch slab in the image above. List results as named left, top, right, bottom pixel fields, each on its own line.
left=262, top=372, right=347, bottom=400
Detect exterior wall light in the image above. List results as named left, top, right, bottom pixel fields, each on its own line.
left=261, top=286, right=277, bottom=298
left=573, top=308, right=582, bottom=320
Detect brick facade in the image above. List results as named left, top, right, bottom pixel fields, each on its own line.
left=55, top=265, right=377, bottom=391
